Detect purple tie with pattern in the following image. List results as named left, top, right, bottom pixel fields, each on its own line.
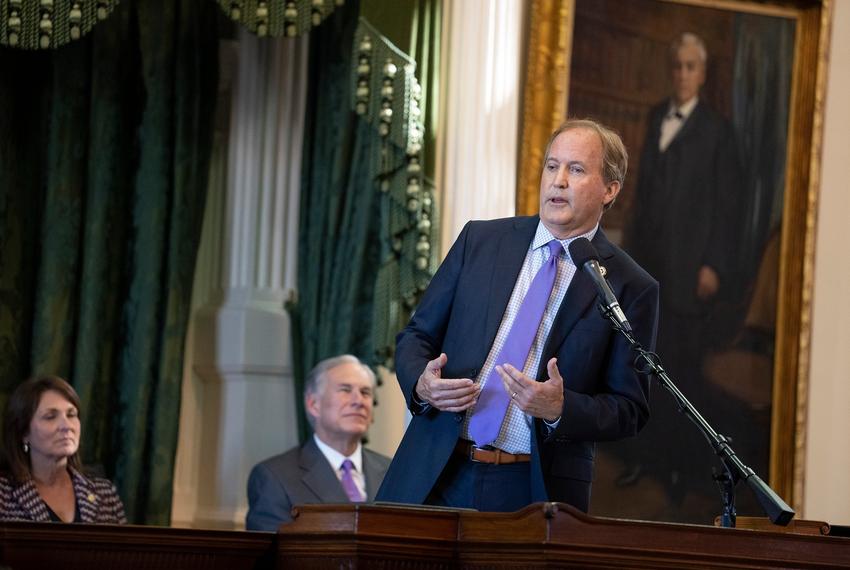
left=468, top=239, right=563, bottom=446
left=340, top=459, right=364, bottom=502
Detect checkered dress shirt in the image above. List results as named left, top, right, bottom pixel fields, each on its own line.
left=460, top=222, right=598, bottom=453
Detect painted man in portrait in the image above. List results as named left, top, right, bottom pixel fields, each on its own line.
left=620, top=32, right=744, bottom=506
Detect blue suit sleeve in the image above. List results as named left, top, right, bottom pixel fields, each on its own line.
left=395, top=222, right=471, bottom=411
left=554, top=277, right=659, bottom=441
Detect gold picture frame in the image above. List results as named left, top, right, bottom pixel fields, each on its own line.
left=518, top=0, right=832, bottom=513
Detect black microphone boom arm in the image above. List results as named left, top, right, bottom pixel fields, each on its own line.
left=599, top=303, right=795, bottom=527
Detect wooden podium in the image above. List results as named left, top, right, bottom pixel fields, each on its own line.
left=2, top=503, right=848, bottom=569
left=280, top=502, right=850, bottom=568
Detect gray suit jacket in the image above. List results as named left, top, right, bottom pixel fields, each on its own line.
left=245, top=437, right=391, bottom=531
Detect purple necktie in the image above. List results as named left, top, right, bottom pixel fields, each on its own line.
left=468, top=239, right=563, bottom=446
left=340, top=459, right=364, bottom=502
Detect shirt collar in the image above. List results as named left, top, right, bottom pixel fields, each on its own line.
left=533, top=221, right=599, bottom=265
left=313, top=433, right=363, bottom=473
left=667, top=96, right=699, bottom=120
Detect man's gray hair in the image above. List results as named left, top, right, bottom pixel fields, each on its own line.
left=542, top=118, right=628, bottom=211
left=303, top=354, right=377, bottom=401
left=670, top=32, right=707, bottom=65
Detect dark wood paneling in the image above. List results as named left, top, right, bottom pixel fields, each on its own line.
left=0, top=522, right=275, bottom=570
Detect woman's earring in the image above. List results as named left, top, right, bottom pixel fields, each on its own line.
left=22, top=441, right=29, bottom=453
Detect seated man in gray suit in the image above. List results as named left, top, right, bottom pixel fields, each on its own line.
left=246, top=355, right=392, bottom=531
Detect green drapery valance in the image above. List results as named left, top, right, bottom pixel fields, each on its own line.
left=0, top=0, right=120, bottom=49
left=216, top=0, right=343, bottom=37
left=351, top=17, right=436, bottom=370
left=1, top=0, right=346, bottom=49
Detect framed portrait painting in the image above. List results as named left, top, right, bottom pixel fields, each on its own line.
left=518, top=0, right=831, bottom=522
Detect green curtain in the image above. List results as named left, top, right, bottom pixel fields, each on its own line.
left=0, top=0, right=218, bottom=525
left=290, top=0, right=441, bottom=440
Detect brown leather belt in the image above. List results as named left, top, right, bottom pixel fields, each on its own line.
left=454, top=440, right=531, bottom=465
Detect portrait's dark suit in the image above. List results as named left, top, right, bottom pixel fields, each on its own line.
left=245, top=437, right=391, bottom=531
left=376, top=216, right=659, bottom=511
left=620, top=98, right=742, bottom=503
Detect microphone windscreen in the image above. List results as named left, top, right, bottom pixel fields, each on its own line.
left=568, top=237, right=599, bottom=267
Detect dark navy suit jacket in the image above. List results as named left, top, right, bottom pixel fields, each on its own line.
left=376, top=216, right=659, bottom=511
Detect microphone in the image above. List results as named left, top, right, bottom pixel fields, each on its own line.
left=568, top=237, right=632, bottom=333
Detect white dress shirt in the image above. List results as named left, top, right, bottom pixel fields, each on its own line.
left=313, top=434, right=366, bottom=499
left=659, top=96, right=698, bottom=152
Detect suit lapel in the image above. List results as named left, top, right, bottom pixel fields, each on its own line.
left=536, top=230, right=616, bottom=379
left=648, top=105, right=665, bottom=149
left=299, top=438, right=349, bottom=503
left=669, top=99, right=705, bottom=149
left=484, top=217, right=539, bottom=352
left=362, top=451, right=382, bottom=501
left=71, top=468, right=98, bottom=523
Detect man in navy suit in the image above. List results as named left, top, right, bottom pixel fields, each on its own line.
left=376, top=119, right=659, bottom=513
left=246, top=355, right=391, bottom=530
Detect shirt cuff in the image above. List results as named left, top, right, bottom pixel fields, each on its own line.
left=410, top=390, right=432, bottom=415
left=542, top=416, right=561, bottom=432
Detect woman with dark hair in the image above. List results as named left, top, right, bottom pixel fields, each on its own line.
left=0, top=376, right=126, bottom=523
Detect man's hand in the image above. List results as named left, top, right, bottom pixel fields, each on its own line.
left=696, top=265, right=719, bottom=300
left=496, top=357, right=564, bottom=422
left=414, top=353, right=479, bottom=412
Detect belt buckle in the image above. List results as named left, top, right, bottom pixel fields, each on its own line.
left=469, top=443, right=494, bottom=463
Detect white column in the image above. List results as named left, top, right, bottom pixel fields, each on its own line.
left=171, top=29, right=309, bottom=529
left=437, top=0, right=524, bottom=255
left=372, top=1, right=526, bottom=453
left=805, top=0, right=850, bottom=525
